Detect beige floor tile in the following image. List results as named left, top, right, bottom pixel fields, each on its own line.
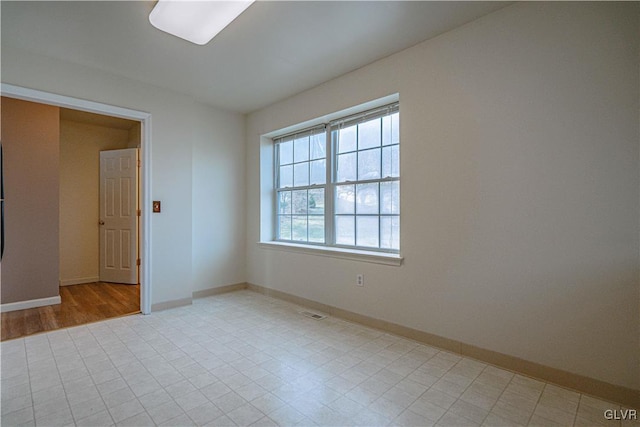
left=2, top=406, right=34, bottom=426
left=3, top=291, right=633, bottom=427
left=185, top=402, right=224, bottom=425
left=115, top=411, right=153, bottom=427
left=483, top=412, right=525, bottom=427
left=393, top=408, right=436, bottom=427
left=227, top=403, right=265, bottom=426
left=527, top=413, right=566, bottom=426
left=250, top=393, right=286, bottom=415
left=421, top=388, right=458, bottom=410
left=250, top=416, right=280, bottom=427
left=437, top=410, right=481, bottom=427
left=351, top=408, right=392, bottom=426
left=409, top=397, right=448, bottom=422
left=70, top=396, right=107, bottom=421
left=160, top=413, right=198, bottom=426
left=432, top=378, right=469, bottom=398
left=532, top=402, right=576, bottom=426
left=448, top=399, right=490, bottom=424
left=76, top=409, right=115, bottom=427
left=107, top=399, right=145, bottom=424
left=491, top=399, right=533, bottom=425
left=538, top=389, right=579, bottom=414
left=368, top=396, right=407, bottom=419
left=327, top=395, right=366, bottom=418
left=267, top=404, right=306, bottom=425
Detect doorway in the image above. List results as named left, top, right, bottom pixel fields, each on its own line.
left=60, top=110, right=140, bottom=287
left=1, top=83, right=152, bottom=316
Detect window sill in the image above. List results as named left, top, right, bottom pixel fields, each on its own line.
left=257, top=241, right=403, bottom=266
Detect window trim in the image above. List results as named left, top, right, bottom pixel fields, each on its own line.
left=257, top=241, right=403, bottom=266
left=272, top=101, right=400, bottom=252
left=260, top=95, right=402, bottom=262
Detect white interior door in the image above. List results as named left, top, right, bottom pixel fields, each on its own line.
left=99, top=148, right=138, bottom=284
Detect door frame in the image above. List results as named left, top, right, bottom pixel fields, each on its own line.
left=2, top=83, right=152, bottom=314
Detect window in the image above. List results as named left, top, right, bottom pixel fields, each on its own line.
left=275, top=126, right=327, bottom=243
left=274, top=102, right=399, bottom=252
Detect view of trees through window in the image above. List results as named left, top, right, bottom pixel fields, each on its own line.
left=275, top=103, right=399, bottom=251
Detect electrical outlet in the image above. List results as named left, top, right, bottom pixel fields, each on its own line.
left=356, top=274, right=364, bottom=287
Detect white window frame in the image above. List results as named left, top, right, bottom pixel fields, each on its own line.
left=259, top=96, right=403, bottom=266
left=273, top=125, right=328, bottom=245
left=329, top=102, right=400, bottom=253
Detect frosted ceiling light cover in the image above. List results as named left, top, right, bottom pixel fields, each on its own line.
left=149, top=0, right=254, bottom=45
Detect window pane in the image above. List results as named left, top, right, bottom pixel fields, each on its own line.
left=309, top=159, right=326, bottom=185
left=381, top=216, right=400, bottom=250
left=356, top=183, right=379, bottom=214
left=310, top=133, right=326, bottom=160
left=358, top=118, right=381, bottom=150
left=292, top=190, right=307, bottom=214
left=279, top=165, right=293, bottom=188
left=292, top=216, right=307, bottom=241
left=308, top=188, right=324, bottom=215
left=358, top=148, right=381, bottom=180
left=337, top=152, right=357, bottom=182
left=382, top=113, right=399, bottom=146
left=391, top=112, right=399, bottom=145
left=278, top=191, right=291, bottom=214
left=382, top=116, right=392, bottom=146
left=278, top=216, right=291, bottom=240
left=308, top=216, right=324, bottom=243
left=335, top=184, right=355, bottom=214
left=380, top=181, right=399, bottom=215
left=279, top=140, right=293, bottom=164
left=294, top=136, right=309, bottom=162
left=356, top=216, right=379, bottom=248
left=382, top=145, right=399, bottom=178
left=338, top=126, right=357, bottom=153
left=293, top=162, right=309, bottom=187
left=335, top=216, right=355, bottom=246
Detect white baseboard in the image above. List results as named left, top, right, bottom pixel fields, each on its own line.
left=59, top=277, right=99, bottom=286
left=1, top=296, right=62, bottom=313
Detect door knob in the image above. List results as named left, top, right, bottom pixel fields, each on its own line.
left=99, top=220, right=105, bottom=225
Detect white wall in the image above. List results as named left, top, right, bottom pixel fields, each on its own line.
left=2, top=46, right=246, bottom=306
left=59, top=120, right=131, bottom=285
left=192, top=106, right=246, bottom=292
left=246, top=2, right=639, bottom=390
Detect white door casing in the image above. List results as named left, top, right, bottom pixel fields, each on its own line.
left=2, top=83, right=151, bottom=314
left=100, top=148, right=138, bottom=284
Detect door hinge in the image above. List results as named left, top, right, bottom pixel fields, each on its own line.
left=136, top=258, right=141, bottom=266
left=137, top=209, right=141, bottom=217
left=137, top=159, right=141, bottom=167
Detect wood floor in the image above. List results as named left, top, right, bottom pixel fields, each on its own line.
left=1, top=282, right=140, bottom=341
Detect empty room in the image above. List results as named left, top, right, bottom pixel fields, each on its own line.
left=1, top=1, right=638, bottom=427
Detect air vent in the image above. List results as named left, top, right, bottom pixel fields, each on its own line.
left=300, top=310, right=326, bottom=320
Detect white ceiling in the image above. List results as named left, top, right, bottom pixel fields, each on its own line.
left=2, top=1, right=508, bottom=113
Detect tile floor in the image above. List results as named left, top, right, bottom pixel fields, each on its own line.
left=1, top=290, right=636, bottom=427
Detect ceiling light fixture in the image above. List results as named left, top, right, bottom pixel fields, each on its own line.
left=149, top=0, right=255, bottom=46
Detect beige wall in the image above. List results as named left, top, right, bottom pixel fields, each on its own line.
left=1, top=97, right=60, bottom=304
left=128, top=122, right=141, bottom=148
left=247, top=2, right=639, bottom=391
left=59, top=120, right=131, bottom=285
